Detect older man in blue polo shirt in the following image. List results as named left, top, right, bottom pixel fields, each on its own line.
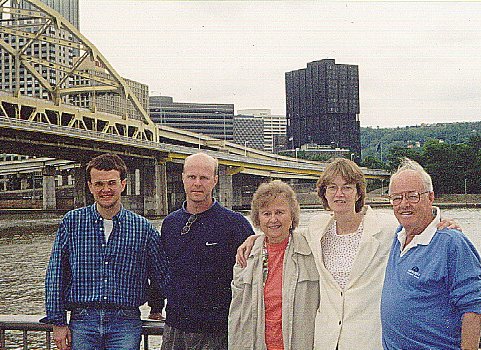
left=381, top=158, right=481, bottom=350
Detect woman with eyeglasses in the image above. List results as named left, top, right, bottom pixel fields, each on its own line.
left=228, top=180, right=319, bottom=350
left=237, top=158, right=458, bottom=350
left=305, top=157, right=396, bottom=349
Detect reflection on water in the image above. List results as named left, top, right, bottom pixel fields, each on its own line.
left=0, top=218, right=163, bottom=349
left=0, top=208, right=480, bottom=348
left=0, top=230, right=54, bottom=315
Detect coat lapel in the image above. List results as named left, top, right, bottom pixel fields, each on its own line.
left=306, top=213, right=340, bottom=287
left=345, top=206, right=381, bottom=288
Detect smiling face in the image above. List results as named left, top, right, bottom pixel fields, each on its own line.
left=258, top=195, right=293, bottom=244
left=324, top=175, right=359, bottom=215
left=389, top=170, right=435, bottom=235
left=317, top=158, right=366, bottom=213
left=88, top=168, right=126, bottom=216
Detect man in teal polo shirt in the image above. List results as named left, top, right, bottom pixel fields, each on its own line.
left=381, top=158, right=481, bottom=350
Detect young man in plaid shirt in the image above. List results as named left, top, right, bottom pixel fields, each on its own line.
left=41, top=153, right=169, bottom=350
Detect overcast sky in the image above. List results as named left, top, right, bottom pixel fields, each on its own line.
left=78, top=1, right=481, bottom=128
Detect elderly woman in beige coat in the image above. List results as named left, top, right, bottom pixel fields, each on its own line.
left=228, top=180, right=319, bottom=350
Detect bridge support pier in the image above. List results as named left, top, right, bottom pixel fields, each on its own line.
left=73, top=166, right=87, bottom=208
left=20, top=176, right=29, bottom=190
left=232, top=179, right=243, bottom=209
left=42, top=165, right=56, bottom=210
left=142, top=159, right=168, bottom=218
left=217, top=165, right=233, bottom=209
left=233, top=174, right=265, bottom=209
left=0, top=175, right=6, bottom=191
left=166, top=162, right=184, bottom=212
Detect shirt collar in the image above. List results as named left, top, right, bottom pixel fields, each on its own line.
left=397, top=206, right=440, bottom=256
left=89, top=203, right=126, bottom=222
left=181, top=198, right=217, bottom=215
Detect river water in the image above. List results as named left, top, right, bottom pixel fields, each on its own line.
left=0, top=208, right=480, bottom=348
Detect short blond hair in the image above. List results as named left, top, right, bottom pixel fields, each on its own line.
left=250, top=180, right=300, bottom=230
left=183, top=152, right=218, bottom=175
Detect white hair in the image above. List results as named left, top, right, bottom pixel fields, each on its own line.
left=389, top=158, right=433, bottom=193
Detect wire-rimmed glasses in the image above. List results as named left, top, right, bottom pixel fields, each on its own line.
left=181, top=214, right=198, bottom=235
left=388, top=191, right=430, bottom=205
left=325, top=184, right=356, bottom=195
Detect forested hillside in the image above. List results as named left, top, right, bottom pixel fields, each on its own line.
left=361, top=121, right=481, bottom=159
left=360, top=121, right=481, bottom=194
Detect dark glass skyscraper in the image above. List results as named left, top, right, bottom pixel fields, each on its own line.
left=285, top=59, right=361, bottom=159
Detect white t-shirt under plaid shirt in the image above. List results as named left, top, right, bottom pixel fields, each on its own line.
left=321, top=220, right=364, bottom=290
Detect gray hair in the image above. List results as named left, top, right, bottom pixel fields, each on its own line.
left=389, top=158, right=433, bottom=193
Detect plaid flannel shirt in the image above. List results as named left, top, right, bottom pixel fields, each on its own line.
left=42, top=204, right=169, bottom=325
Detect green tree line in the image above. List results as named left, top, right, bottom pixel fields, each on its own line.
left=292, top=121, right=481, bottom=194
left=361, top=121, right=481, bottom=160
left=362, top=135, right=481, bottom=194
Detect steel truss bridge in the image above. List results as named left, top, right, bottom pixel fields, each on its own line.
left=0, top=0, right=387, bottom=192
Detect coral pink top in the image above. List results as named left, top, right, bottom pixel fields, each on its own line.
left=264, top=236, right=289, bottom=350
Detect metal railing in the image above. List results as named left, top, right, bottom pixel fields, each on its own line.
left=0, top=315, right=163, bottom=350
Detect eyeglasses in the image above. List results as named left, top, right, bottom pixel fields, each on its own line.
left=325, top=184, right=356, bottom=194
left=91, top=178, right=121, bottom=190
left=181, top=214, right=198, bottom=235
left=388, top=191, right=430, bottom=205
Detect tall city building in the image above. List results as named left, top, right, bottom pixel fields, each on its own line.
left=237, top=109, right=287, bottom=153
left=149, top=96, right=234, bottom=141
left=69, top=57, right=149, bottom=121
left=233, top=114, right=264, bottom=150
left=285, top=59, right=361, bottom=159
left=0, top=0, right=80, bottom=99
left=16, top=0, right=79, bottom=28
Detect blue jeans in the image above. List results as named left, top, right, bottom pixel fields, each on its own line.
left=70, top=308, right=142, bottom=350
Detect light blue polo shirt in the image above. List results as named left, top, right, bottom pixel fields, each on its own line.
left=381, top=208, right=481, bottom=350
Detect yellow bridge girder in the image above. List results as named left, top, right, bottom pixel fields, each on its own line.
left=0, top=0, right=156, bottom=135
left=0, top=0, right=390, bottom=181
left=162, top=152, right=389, bottom=180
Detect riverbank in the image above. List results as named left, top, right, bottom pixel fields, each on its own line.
left=0, top=209, right=65, bottom=238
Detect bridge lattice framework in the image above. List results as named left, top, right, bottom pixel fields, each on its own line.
left=0, top=0, right=389, bottom=215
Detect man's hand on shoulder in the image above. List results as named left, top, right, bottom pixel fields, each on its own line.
left=236, top=234, right=261, bottom=268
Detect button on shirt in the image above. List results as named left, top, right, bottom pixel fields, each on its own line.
left=43, top=204, right=169, bottom=326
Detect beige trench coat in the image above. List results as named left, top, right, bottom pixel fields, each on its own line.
left=304, top=206, right=398, bottom=350
left=228, top=231, right=320, bottom=350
